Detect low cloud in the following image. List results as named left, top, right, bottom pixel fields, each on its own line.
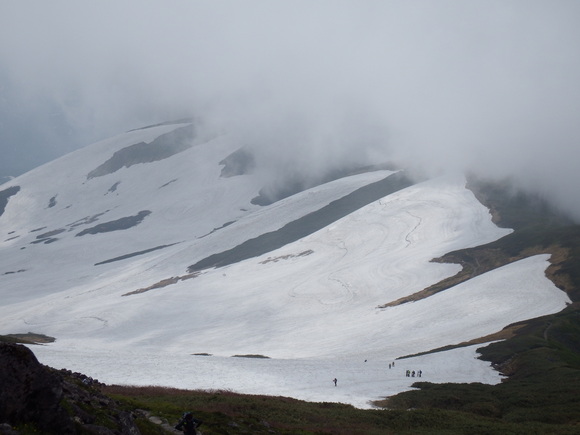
left=1, top=1, right=580, bottom=218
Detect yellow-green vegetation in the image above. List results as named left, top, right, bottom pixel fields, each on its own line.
left=104, top=381, right=580, bottom=434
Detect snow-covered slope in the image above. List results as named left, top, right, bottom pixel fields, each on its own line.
left=0, top=122, right=570, bottom=408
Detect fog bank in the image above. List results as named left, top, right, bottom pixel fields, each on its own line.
left=1, top=1, right=579, bottom=218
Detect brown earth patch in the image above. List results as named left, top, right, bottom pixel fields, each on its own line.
left=1, top=332, right=56, bottom=344
left=122, top=272, right=201, bottom=296
left=378, top=244, right=570, bottom=309
left=450, top=324, right=526, bottom=347
left=259, top=249, right=314, bottom=264
left=397, top=324, right=526, bottom=361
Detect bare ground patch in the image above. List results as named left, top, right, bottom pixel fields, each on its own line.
left=396, top=324, right=526, bottom=361
left=122, top=272, right=201, bottom=296
left=259, top=249, right=314, bottom=264
left=1, top=332, right=56, bottom=344
left=378, top=245, right=570, bottom=309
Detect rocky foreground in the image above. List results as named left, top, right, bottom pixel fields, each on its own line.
left=0, top=342, right=142, bottom=434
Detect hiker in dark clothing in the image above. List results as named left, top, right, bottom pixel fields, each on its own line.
left=333, top=378, right=338, bottom=386
left=175, top=412, right=203, bottom=435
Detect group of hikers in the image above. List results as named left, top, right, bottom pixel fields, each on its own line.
left=176, top=363, right=425, bottom=433
left=331, top=361, right=424, bottom=387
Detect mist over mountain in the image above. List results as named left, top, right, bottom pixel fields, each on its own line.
left=0, top=1, right=579, bottom=411
left=0, top=118, right=573, bottom=408
left=0, top=176, right=14, bottom=185
left=1, top=1, right=580, bottom=219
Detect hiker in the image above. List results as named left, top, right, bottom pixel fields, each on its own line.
left=406, top=370, right=410, bottom=377
left=333, top=378, right=337, bottom=386
left=175, top=412, right=203, bottom=435
left=389, top=363, right=391, bottom=369
left=418, top=370, right=422, bottom=377
left=412, top=370, right=416, bottom=377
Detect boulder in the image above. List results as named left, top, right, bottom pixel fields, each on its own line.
left=0, top=342, right=74, bottom=433
left=0, top=342, right=141, bottom=434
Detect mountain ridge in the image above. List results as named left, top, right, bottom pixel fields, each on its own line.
left=0, top=122, right=573, bottom=408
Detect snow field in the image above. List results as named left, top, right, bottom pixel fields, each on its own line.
left=0, top=124, right=571, bottom=407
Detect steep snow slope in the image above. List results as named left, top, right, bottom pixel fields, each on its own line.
left=0, top=123, right=571, bottom=407
left=0, top=122, right=394, bottom=304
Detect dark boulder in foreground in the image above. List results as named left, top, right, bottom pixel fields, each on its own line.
left=0, top=342, right=140, bottom=434
left=0, top=342, right=74, bottom=433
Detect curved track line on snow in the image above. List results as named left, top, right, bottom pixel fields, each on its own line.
left=403, top=210, right=422, bottom=248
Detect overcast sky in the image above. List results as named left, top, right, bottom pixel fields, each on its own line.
left=1, top=1, right=579, bottom=218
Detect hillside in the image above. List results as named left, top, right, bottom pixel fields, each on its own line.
left=0, top=122, right=573, bottom=409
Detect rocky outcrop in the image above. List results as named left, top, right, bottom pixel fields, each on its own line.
left=87, top=124, right=194, bottom=179
left=0, top=343, right=74, bottom=433
left=0, top=343, right=141, bottom=434
left=0, top=185, right=19, bottom=217
left=75, top=211, right=151, bottom=237
left=219, top=147, right=255, bottom=178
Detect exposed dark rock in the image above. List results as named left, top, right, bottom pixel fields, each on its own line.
left=30, top=228, right=66, bottom=245
left=30, top=237, right=59, bottom=245
left=0, top=186, right=20, bottom=217
left=159, top=179, right=178, bottom=188
left=95, top=243, right=178, bottom=266
left=107, top=182, right=121, bottom=194
left=87, top=125, right=194, bottom=179
left=199, top=221, right=236, bottom=238
left=48, top=195, right=57, bottom=208
left=67, top=212, right=109, bottom=230
left=0, top=343, right=142, bottom=434
left=35, top=229, right=66, bottom=240
left=188, top=171, right=414, bottom=272
left=219, top=147, right=255, bottom=177
left=2, top=269, right=26, bottom=276
left=159, top=178, right=177, bottom=189
left=0, top=342, right=75, bottom=433
left=231, top=354, right=270, bottom=359
left=76, top=211, right=151, bottom=237
left=251, top=177, right=313, bottom=206
left=251, top=164, right=397, bottom=206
